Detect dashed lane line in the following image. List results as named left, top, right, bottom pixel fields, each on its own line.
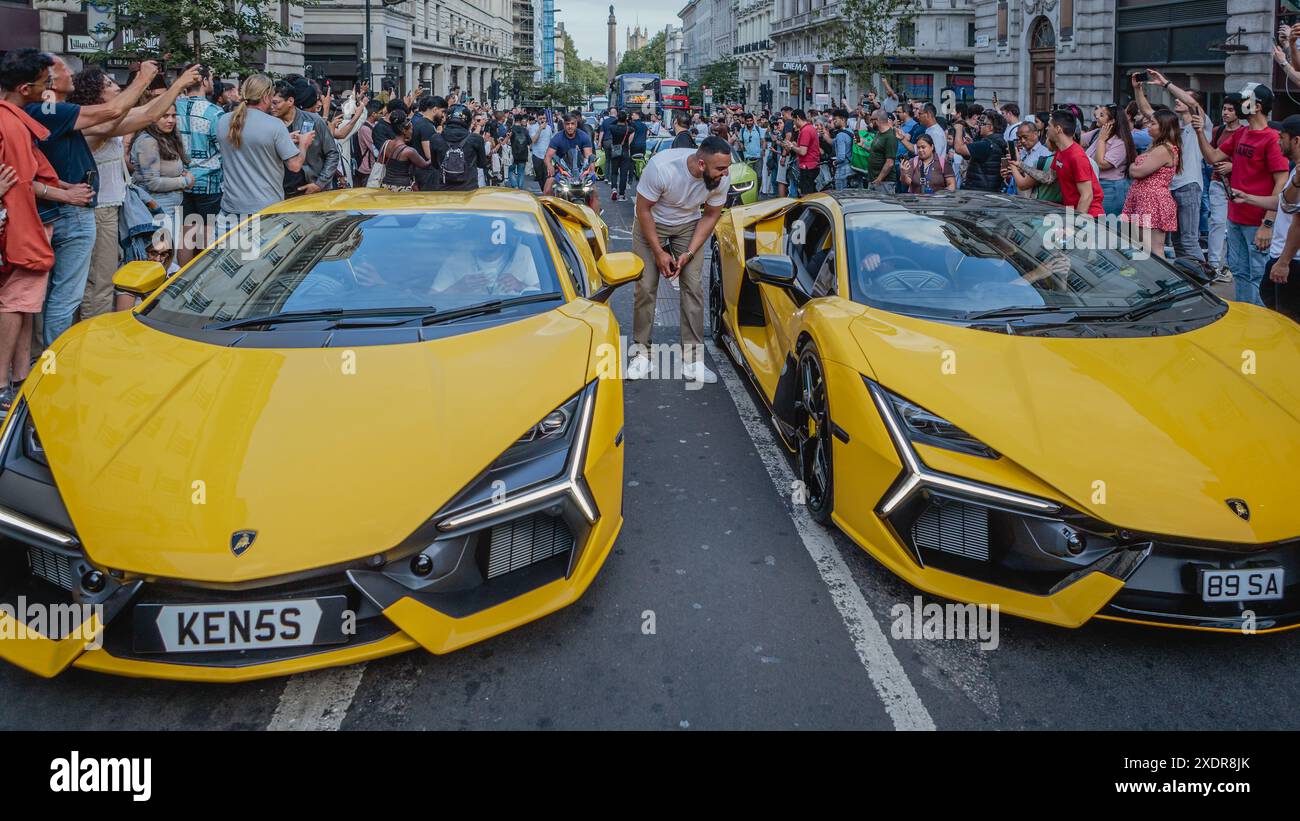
left=267, top=663, right=368, bottom=731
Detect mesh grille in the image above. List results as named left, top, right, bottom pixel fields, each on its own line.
left=912, top=500, right=990, bottom=562
left=27, top=545, right=75, bottom=591
left=486, top=514, right=574, bottom=580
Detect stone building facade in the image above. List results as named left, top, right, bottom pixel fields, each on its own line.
left=973, top=0, right=1277, bottom=118
left=768, top=0, right=976, bottom=110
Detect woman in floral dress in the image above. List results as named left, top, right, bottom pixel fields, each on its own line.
left=1121, top=109, right=1181, bottom=259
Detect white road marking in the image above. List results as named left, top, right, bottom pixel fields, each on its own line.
left=266, top=663, right=368, bottom=731
left=706, top=340, right=937, bottom=731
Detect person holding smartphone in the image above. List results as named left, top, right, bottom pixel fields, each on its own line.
left=271, top=78, right=339, bottom=197
left=1194, top=83, right=1289, bottom=305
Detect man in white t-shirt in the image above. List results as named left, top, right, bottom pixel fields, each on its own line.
left=628, top=138, right=732, bottom=384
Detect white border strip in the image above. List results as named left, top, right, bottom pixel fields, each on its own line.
left=707, top=341, right=936, bottom=731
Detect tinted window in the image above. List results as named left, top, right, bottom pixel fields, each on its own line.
left=146, top=210, right=561, bottom=329
left=845, top=210, right=1213, bottom=321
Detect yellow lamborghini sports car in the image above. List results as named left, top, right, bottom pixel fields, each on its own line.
left=710, top=190, right=1300, bottom=633
left=0, top=188, right=642, bottom=681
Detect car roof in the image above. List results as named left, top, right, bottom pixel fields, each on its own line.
left=259, top=187, right=544, bottom=216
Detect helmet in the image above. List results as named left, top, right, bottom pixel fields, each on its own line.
left=446, top=104, right=471, bottom=125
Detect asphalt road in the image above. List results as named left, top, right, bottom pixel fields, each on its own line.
left=0, top=178, right=1294, bottom=731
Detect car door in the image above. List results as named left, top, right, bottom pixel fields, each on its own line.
left=759, top=203, right=837, bottom=372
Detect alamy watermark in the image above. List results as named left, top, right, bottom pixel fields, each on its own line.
left=891, top=596, right=1000, bottom=651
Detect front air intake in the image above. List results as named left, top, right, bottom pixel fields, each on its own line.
left=485, top=513, right=574, bottom=580
left=912, top=499, right=990, bottom=562
left=27, top=545, right=75, bottom=591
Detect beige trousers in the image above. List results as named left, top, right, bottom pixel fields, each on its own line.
left=631, top=218, right=705, bottom=362
left=81, top=205, right=120, bottom=321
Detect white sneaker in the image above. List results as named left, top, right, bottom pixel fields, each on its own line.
left=682, top=360, right=717, bottom=384
left=626, top=354, right=652, bottom=380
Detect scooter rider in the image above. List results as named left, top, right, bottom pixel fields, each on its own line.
left=544, top=113, right=599, bottom=212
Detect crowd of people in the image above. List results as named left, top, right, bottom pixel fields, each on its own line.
left=0, top=45, right=1295, bottom=422
left=601, top=64, right=1297, bottom=323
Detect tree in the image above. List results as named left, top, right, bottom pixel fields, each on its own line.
left=822, top=0, right=917, bottom=92
left=691, top=58, right=740, bottom=106
left=616, top=30, right=666, bottom=76
left=88, top=0, right=304, bottom=80
left=561, top=30, right=607, bottom=97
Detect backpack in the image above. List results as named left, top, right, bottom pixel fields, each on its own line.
left=442, top=135, right=471, bottom=186
left=510, top=126, right=529, bottom=160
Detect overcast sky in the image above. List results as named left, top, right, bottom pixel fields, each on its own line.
left=558, top=0, right=677, bottom=64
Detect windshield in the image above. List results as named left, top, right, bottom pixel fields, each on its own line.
left=620, top=76, right=657, bottom=105
left=844, top=210, right=1214, bottom=321
left=146, top=210, right=563, bottom=329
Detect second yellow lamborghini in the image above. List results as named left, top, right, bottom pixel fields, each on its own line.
left=710, top=189, right=1300, bottom=633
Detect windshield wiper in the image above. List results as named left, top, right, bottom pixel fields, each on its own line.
left=965, top=305, right=1071, bottom=321
left=419, top=293, right=563, bottom=326
left=206, top=306, right=435, bottom=331
left=1115, top=289, right=1202, bottom=322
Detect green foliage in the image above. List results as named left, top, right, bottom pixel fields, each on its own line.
left=87, top=0, right=305, bottom=80
left=689, top=58, right=740, bottom=105
left=562, top=30, right=608, bottom=96
left=822, top=0, right=917, bottom=87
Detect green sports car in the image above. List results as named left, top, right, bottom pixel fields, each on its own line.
left=638, top=136, right=758, bottom=207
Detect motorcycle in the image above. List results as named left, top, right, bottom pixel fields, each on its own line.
left=553, top=157, right=598, bottom=207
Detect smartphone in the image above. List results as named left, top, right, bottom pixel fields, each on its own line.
left=1133, top=71, right=1150, bottom=83
left=82, top=169, right=98, bottom=189
left=1000, top=155, right=1010, bottom=171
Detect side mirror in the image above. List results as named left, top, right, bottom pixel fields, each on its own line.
left=112, top=261, right=168, bottom=298
left=1170, top=257, right=1215, bottom=286
left=745, top=254, right=797, bottom=288
left=591, top=252, right=644, bottom=303
left=596, top=251, right=643, bottom=288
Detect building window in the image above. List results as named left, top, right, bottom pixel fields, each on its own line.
left=1060, top=0, right=1073, bottom=41
left=967, top=21, right=975, bottom=47
left=1030, top=16, right=1055, bottom=49
left=898, top=20, right=916, bottom=47
left=996, top=0, right=1007, bottom=47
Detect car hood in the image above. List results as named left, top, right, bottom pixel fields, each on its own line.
left=850, top=304, right=1300, bottom=543
left=28, top=310, right=592, bottom=582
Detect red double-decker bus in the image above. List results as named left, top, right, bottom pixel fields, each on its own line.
left=660, top=79, right=689, bottom=118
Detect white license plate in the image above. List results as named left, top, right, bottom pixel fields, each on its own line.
left=134, top=596, right=348, bottom=653
left=1200, top=567, right=1284, bottom=603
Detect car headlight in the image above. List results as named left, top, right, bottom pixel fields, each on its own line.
left=497, top=393, right=581, bottom=469
left=878, top=385, right=999, bottom=459
left=23, top=413, right=45, bottom=467
left=436, top=385, right=599, bottom=531
left=730, top=180, right=755, bottom=193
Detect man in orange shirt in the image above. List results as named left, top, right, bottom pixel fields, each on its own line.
left=0, top=49, right=92, bottom=415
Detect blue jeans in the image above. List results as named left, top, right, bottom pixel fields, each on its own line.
left=508, top=162, right=527, bottom=189
left=1171, top=183, right=1205, bottom=261
left=43, top=204, right=96, bottom=346
left=1226, top=221, right=1266, bottom=306
left=1099, top=178, right=1129, bottom=216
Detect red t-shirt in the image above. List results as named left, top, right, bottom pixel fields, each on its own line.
left=1218, top=126, right=1289, bottom=226
left=796, top=123, right=821, bottom=170
left=1052, top=142, right=1103, bottom=217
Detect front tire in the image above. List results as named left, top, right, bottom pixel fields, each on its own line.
left=796, top=342, right=834, bottom=524
left=709, top=242, right=725, bottom=344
